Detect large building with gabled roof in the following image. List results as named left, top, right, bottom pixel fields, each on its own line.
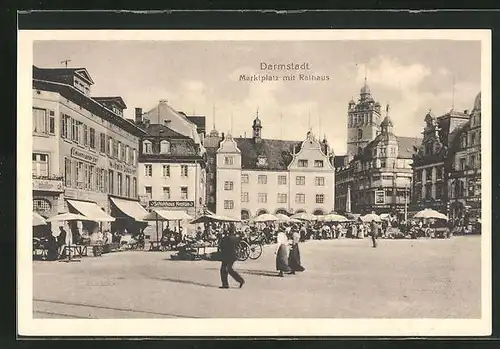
left=215, top=112, right=336, bottom=220
left=134, top=101, right=207, bottom=223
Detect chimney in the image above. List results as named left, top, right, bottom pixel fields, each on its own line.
left=135, top=108, right=143, bottom=124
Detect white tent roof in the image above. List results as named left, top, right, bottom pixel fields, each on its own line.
left=67, top=199, right=115, bottom=222
left=143, top=209, right=193, bottom=221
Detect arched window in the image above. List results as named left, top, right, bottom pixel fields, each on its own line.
left=143, top=140, right=152, bottom=154
left=275, top=208, right=289, bottom=215
left=256, top=209, right=268, bottom=216
left=241, top=210, right=250, bottom=221
left=313, top=209, right=325, bottom=215
left=160, top=140, right=171, bottom=154
left=357, top=129, right=363, bottom=140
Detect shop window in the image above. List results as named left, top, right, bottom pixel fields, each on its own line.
left=33, top=198, right=51, bottom=214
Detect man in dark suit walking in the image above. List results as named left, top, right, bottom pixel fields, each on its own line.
left=219, top=225, right=245, bottom=289
left=370, top=220, right=379, bottom=248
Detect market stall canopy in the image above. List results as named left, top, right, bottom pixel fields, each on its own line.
left=33, top=211, right=47, bottom=226
left=274, top=213, right=291, bottom=222
left=143, top=209, right=193, bottom=221
left=190, top=214, right=239, bottom=224
left=67, top=199, right=115, bottom=222
left=254, top=213, right=278, bottom=222
left=290, top=212, right=318, bottom=221
left=319, top=213, right=348, bottom=222
left=110, top=197, right=148, bottom=222
left=360, top=213, right=382, bottom=222
left=46, top=212, right=91, bottom=222
left=413, top=209, right=448, bottom=221
left=380, top=213, right=392, bottom=221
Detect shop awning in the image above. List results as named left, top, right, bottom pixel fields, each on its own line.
left=67, top=199, right=115, bottom=222
left=143, top=209, right=193, bottom=221
left=110, top=197, right=148, bottom=222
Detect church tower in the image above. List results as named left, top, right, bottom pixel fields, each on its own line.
left=346, top=78, right=382, bottom=156
left=252, top=110, right=262, bottom=143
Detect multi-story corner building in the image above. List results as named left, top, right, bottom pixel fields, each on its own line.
left=32, top=66, right=147, bottom=234
left=411, top=108, right=470, bottom=214
left=216, top=114, right=335, bottom=220
left=348, top=111, right=419, bottom=217
left=447, top=92, right=481, bottom=224
left=334, top=83, right=421, bottom=218
left=135, top=102, right=207, bottom=219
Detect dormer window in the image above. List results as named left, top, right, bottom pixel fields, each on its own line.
left=143, top=140, right=152, bottom=154
left=257, top=156, right=268, bottom=167
left=160, top=140, right=171, bottom=154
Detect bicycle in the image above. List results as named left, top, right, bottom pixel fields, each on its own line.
left=236, top=234, right=264, bottom=261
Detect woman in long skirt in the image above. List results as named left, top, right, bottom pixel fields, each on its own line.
left=288, top=232, right=305, bottom=274
left=275, top=232, right=291, bottom=277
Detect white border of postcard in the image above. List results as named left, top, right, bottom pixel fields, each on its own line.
left=18, top=29, right=492, bottom=337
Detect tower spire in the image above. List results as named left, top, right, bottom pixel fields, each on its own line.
left=280, top=112, right=283, bottom=139
left=452, top=75, right=456, bottom=110
left=212, top=104, right=216, bottom=130
left=364, top=64, right=368, bottom=86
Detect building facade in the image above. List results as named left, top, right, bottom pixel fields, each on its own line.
left=346, top=78, right=383, bottom=157
left=447, top=93, right=482, bottom=223
left=216, top=114, right=335, bottom=220
left=411, top=108, right=470, bottom=214
left=335, top=83, right=420, bottom=217
left=136, top=102, right=207, bottom=219
left=32, top=66, right=147, bottom=233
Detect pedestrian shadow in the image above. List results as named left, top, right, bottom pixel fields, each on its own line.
left=151, top=276, right=219, bottom=289
left=204, top=267, right=281, bottom=277
left=238, top=269, right=282, bottom=277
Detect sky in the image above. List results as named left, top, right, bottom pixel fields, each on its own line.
left=33, top=40, right=481, bottom=154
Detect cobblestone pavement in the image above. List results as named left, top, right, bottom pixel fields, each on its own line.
left=32, top=236, right=481, bottom=319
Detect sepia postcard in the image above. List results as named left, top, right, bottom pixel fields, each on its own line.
left=18, top=29, right=491, bottom=337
